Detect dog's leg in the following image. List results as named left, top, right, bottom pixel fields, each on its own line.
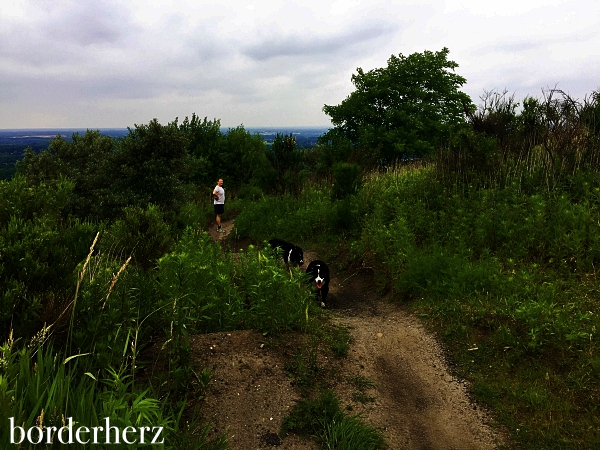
left=321, top=284, right=329, bottom=308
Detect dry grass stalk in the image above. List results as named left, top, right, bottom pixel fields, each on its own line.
left=67, top=232, right=99, bottom=353
left=102, top=255, right=132, bottom=309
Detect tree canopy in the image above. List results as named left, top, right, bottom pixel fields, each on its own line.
left=322, top=47, right=474, bottom=165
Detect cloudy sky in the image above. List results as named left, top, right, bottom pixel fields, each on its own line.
left=1, top=0, right=598, bottom=128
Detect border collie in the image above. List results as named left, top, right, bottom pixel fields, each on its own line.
left=268, top=239, right=304, bottom=266
left=305, top=259, right=330, bottom=308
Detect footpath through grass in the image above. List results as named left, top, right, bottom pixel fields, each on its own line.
left=232, top=167, right=600, bottom=449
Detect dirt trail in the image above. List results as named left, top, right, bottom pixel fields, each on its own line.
left=191, top=220, right=506, bottom=449
left=206, top=218, right=235, bottom=242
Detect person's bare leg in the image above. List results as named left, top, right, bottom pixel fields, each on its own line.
left=216, top=214, right=222, bottom=228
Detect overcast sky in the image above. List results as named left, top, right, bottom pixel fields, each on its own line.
left=1, top=0, right=598, bottom=128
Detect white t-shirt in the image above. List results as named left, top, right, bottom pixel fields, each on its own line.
left=213, top=185, right=225, bottom=204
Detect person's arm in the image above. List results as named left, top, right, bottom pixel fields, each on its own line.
left=213, top=188, right=219, bottom=200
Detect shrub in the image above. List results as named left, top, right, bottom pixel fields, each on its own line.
left=102, top=204, right=173, bottom=271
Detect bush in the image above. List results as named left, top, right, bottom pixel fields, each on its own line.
left=282, top=389, right=385, bottom=449
left=102, top=204, right=173, bottom=271
left=332, top=162, right=361, bottom=199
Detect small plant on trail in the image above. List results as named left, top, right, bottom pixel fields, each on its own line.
left=282, top=389, right=385, bottom=450
left=328, top=325, right=353, bottom=358
left=348, top=374, right=376, bottom=390
left=285, top=334, right=321, bottom=389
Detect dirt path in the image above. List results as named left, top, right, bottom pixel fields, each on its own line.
left=191, top=220, right=507, bottom=449
left=206, top=218, right=235, bottom=242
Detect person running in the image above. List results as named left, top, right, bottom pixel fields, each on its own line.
left=213, top=178, right=225, bottom=232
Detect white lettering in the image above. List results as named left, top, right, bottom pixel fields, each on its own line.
left=92, top=425, right=104, bottom=444
left=75, top=425, right=90, bottom=444
left=151, top=426, right=164, bottom=444
left=26, top=426, right=43, bottom=444
left=9, top=418, right=25, bottom=444
left=7, top=417, right=167, bottom=445
left=105, top=417, right=120, bottom=444
left=58, top=417, right=74, bottom=444
left=122, top=426, right=136, bottom=444
left=46, top=426, right=57, bottom=443
left=139, top=426, right=150, bottom=443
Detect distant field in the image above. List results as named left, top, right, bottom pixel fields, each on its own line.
left=0, top=126, right=329, bottom=179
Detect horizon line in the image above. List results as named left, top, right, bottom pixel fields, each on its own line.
left=0, top=125, right=332, bottom=131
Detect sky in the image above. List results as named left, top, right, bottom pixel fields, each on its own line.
left=1, top=0, right=599, bottom=128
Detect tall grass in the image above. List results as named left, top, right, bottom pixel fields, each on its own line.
left=437, top=89, right=600, bottom=194
left=354, top=166, right=600, bottom=447
left=0, top=338, right=175, bottom=449
left=0, top=231, right=233, bottom=449
left=282, top=389, right=385, bottom=450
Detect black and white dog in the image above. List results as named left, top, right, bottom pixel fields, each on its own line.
left=305, top=260, right=330, bottom=308
left=268, top=239, right=304, bottom=266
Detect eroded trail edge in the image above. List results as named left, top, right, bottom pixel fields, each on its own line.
left=331, top=301, right=503, bottom=449
left=193, top=227, right=506, bottom=449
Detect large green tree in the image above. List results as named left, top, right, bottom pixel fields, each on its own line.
left=322, top=47, right=474, bottom=165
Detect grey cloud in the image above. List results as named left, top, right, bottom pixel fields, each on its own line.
left=0, top=1, right=138, bottom=67
left=42, top=3, right=130, bottom=46
left=243, top=21, right=399, bottom=61
left=474, top=30, right=598, bottom=55
left=0, top=72, right=159, bottom=103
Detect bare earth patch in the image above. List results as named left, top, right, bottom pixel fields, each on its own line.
left=189, top=220, right=507, bottom=449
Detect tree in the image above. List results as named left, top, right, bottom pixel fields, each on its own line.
left=16, top=130, right=116, bottom=219
left=110, top=118, right=191, bottom=219
left=267, top=133, right=304, bottom=194
left=180, top=114, right=224, bottom=188
left=322, top=47, right=474, bottom=166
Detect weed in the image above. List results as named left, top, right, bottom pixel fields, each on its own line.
left=282, top=389, right=385, bottom=450
left=285, top=334, right=321, bottom=388
left=352, top=391, right=376, bottom=404
left=348, top=375, right=376, bottom=390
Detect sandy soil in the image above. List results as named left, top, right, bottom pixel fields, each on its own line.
left=187, top=220, right=507, bottom=449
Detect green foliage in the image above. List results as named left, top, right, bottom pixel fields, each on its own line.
left=236, top=184, right=264, bottom=201
left=355, top=167, right=600, bottom=447
left=332, top=162, right=361, bottom=199
left=16, top=131, right=115, bottom=219
left=180, top=114, right=270, bottom=194
left=103, top=204, right=173, bottom=271
left=282, top=390, right=385, bottom=450
left=233, top=189, right=333, bottom=243
left=285, top=334, right=321, bottom=388
left=219, top=126, right=271, bottom=191
left=323, top=47, right=473, bottom=165
left=157, top=229, right=312, bottom=334
left=267, top=133, right=304, bottom=194
left=0, top=341, right=173, bottom=449
left=0, top=176, right=98, bottom=338
left=16, top=121, right=192, bottom=221
left=439, top=89, right=600, bottom=193
left=321, top=413, right=384, bottom=449
left=180, top=115, right=223, bottom=188
left=111, top=118, right=191, bottom=220
left=233, top=183, right=369, bottom=244
left=174, top=201, right=215, bottom=233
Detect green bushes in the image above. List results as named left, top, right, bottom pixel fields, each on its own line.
left=1, top=223, right=319, bottom=448
left=156, top=229, right=312, bottom=335
left=349, top=166, right=600, bottom=447
left=332, top=162, right=361, bottom=199
left=233, top=182, right=368, bottom=243
left=233, top=190, right=333, bottom=243
left=0, top=340, right=172, bottom=449
left=102, top=204, right=173, bottom=271
left=0, top=177, right=99, bottom=338
left=282, top=390, right=385, bottom=450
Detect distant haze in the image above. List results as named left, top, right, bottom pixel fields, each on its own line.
left=1, top=0, right=598, bottom=129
